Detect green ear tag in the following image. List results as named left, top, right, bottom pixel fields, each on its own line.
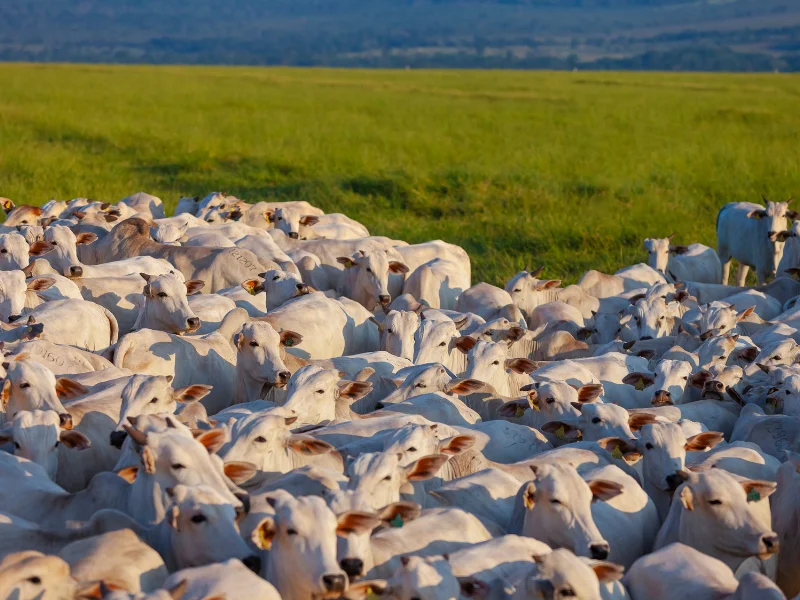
left=284, top=338, right=293, bottom=347
left=635, top=378, right=646, bottom=392
left=555, top=425, right=566, bottom=440
left=515, top=405, right=526, bottom=418
left=611, top=445, right=624, bottom=460
left=389, top=514, right=404, bottom=528
left=747, top=489, right=761, bottom=503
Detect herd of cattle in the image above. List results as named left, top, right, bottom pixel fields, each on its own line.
left=0, top=191, right=798, bottom=599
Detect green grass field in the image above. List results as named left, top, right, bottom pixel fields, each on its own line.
left=1, top=63, right=799, bottom=285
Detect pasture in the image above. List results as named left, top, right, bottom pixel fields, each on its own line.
left=1, top=63, right=799, bottom=284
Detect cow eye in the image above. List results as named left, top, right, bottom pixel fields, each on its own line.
left=645, top=443, right=654, bottom=450
left=13, top=442, right=19, bottom=450
left=21, top=220, right=27, bottom=225
left=773, top=356, right=781, bottom=360
left=149, top=397, right=159, bottom=404
left=51, top=241, right=58, bottom=246
left=276, top=216, right=282, bottom=220
left=315, top=389, right=325, bottom=394
left=254, top=436, right=267, bottom=443
left=591, top=417, right=601, bottom=424
left=383, top=475, right=391, bottom=481
left=787, top=390, right=791, bottom=395
left=415, top=383, right=426, bottom=388
left=550, top=498, right=562, bottom=505
left=682, top=376, right=688, bottom=380
left=191, top=514, right=207, bottom=524
left=546, top=397, right=555, bottom=404
left=485, top=330, right=494, bottom=335
left=366, top=267, right=372, bottom=273
left=286, top=528, right=298, bottom=535
left=387, top=328, right=394, bottom=334
left=719, top=355, right=726, bottom=359
left=708, top=499, right=722, bottom=505
left=439, top=341, right=446, bottom=347
left=272, top=275, right=280, bottom=281
left=513, top=289, right=521, bottom=293
left=0, top=250, right=6, bottom=254
left=719, top=325, right=726, bottom=330
left=492, top=360, right=500, bottom=366
left=19, top=383, right=30, bottom=389
left=27, top=576, right=41, bottom=585
left=157, top=292, right=168, bottom=298
left=561, top=589, right=576, bottom=597
left=249, top=341, right=259, bottom=347
left=172, top=463, right=185, bottom=470
left=407, top=447, right=417, bottom=452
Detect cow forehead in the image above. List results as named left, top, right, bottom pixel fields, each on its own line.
left=123, top=375, right=173, bottom=402
left=655, top=360, right=691, bottom=377
left=244, top=322, right=280, bottom=343
left=471, top=340, right=507, bottom=359
left=536, top=463, right=589, bottom=497
left=9, top=359, right=55, bottom=383
left=44, top=226, right=76, bottom=244
left=349, top=451, right=398, bottom=479
left=15, top=409, right=60, bottom=430
left=234, top=413, right=288, bottom=439
left=279, top=495, right=337, bottom=529
left=289, top=365, right=336, bottom=390
left=150, top=273, right=184, bottom=292
left=641, top=422, right=684, bottom=446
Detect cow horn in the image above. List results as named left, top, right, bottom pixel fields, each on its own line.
left=122, top=424, right=148, bottom=446
left=529, top=265, right=545, bottom=278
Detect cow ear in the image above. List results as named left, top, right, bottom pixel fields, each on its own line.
left=185, top=280, right=204, bottom=295
left=505, top=358, right=537, bottom=374
left=174, top=384, right=212, bottom=404
left=438, top=434, right=476, bottom=456
left=498, top=398, right=529, bottom=418
left=166, top=505, right=181, bottom=531
left=195, top=429, right=227, bottom=454
left=388, top=261, right=409, bottom=274
left=55, top=378, right=89, bottom=400
left=59, top=430, right=91, bottom=451
left=280, top=330, right=302, bottom=348
left=445, top=378, right=485, bottom=395
left=622, top=372, right=655, bottom=387
left=0, top=199, right=14, bottom=214
left=141, top=446, right=157, bottom=474
left=337, top=257, right=356, bottom=268
left=737, top=306, right=756, bottom=322
left=404, top=454, right=448, bottom=481
left=536, top=280, right=561, bottom=289
left=234, top=332, right=244, bottom=351
left=577, top=384, right=603, bottom=402
left=628, top=412, right=659, bottom=431
left=680, top=485, right=694, bottom=511
left=223, top=461, right=256, bottom=485
left=252, top=517, right=276, bottom=550
left=337, top=380, right=372, bottom=402
left=299, top=215, right=320, bottom=226
left=0, top=379, right=9, bottom=407
left=588, top=479, right=624, bottom=503
left=241, top=279, right=263, bottom=295
left=689, top=370, right=713, bottom=388
left=28, top=241, right=54, bottom=256
left=116, top=466, right=139, bottom=483
left=454, top=335, right=477, bottom=354
left=26, top=276, right=55, bottom=292
left=336, top=510, right=382, bottom=537
left=685, top=431, right=724, bottom=451
left=76, top=232, right=98, bottom=245
left=165, top=580, right=188, bottom=600
left=368, top=316, right=384, bottom=332
left=747, top=209, right=766, bottom=220
left=287, top=434, right=334, bottom=456
left=741, top=479, right=777, bottom=502
left=589, top=560, right=625, bottom=584
left=523, top=482, right=536, bottom=510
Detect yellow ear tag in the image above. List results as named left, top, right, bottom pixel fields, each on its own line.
left=555, top=425, right=566, bottom=440
left=523, top=492, right=535, bottom=510
left=366, top=588, right=381, bottom=600
left=635, top=378, right=646, bottom=392
left=611, top=445, right=624, bottom=460
left=515, top=405, right=526, bottom=418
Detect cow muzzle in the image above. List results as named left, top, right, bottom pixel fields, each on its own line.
left=651, top=390, right=672, bottom=406
left=288, top=232, right=299, bottom=239
left=68, top=265, right=83, bottom=278
left=378, top=294, right=391, bottom=306
left=321, top=574, right=347, bottom=594
left=702, top=380, right=725, bottom=400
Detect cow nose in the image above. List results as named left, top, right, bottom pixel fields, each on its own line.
left=69, top=265, right=83, bottom=277
left=7, top=314, right=21, bottom=323
left=340, top=558, right=364, bottom=579
left=186, top=317, right=200, bottom=330
left=652, top=390, right=672, bottom=406
left=277, top=371, right=291, bottom=383
left=242, top=555, right=262, bottom=574
left=296, top=283, right=309, bottom=295
left=762, top=534, right=779, bottom=554
left=378, top=294, right=391, bottom=305
left=665, top=473, right=685, bottom=491
left=322, top=574, right=346, bottom=593
left=640, top=335, right=653, bottom=341
left=109, top=430, right=127, bottom=449
left=768, top=230, right=776, bottom=240
left=288, top=232, right=299, bottom=239
left=589, top=543, right=609, bottom=560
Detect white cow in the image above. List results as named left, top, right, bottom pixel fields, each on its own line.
left=644, top=237, right=723, bottom=284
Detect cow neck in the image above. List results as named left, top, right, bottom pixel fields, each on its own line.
left=446, top=343, right=468, bottom=376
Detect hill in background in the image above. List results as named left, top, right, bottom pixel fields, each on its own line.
left=1, top=0, right=799, bottom=70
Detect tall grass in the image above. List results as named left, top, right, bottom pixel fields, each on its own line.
left=1, top=64, right=799, bottom=285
